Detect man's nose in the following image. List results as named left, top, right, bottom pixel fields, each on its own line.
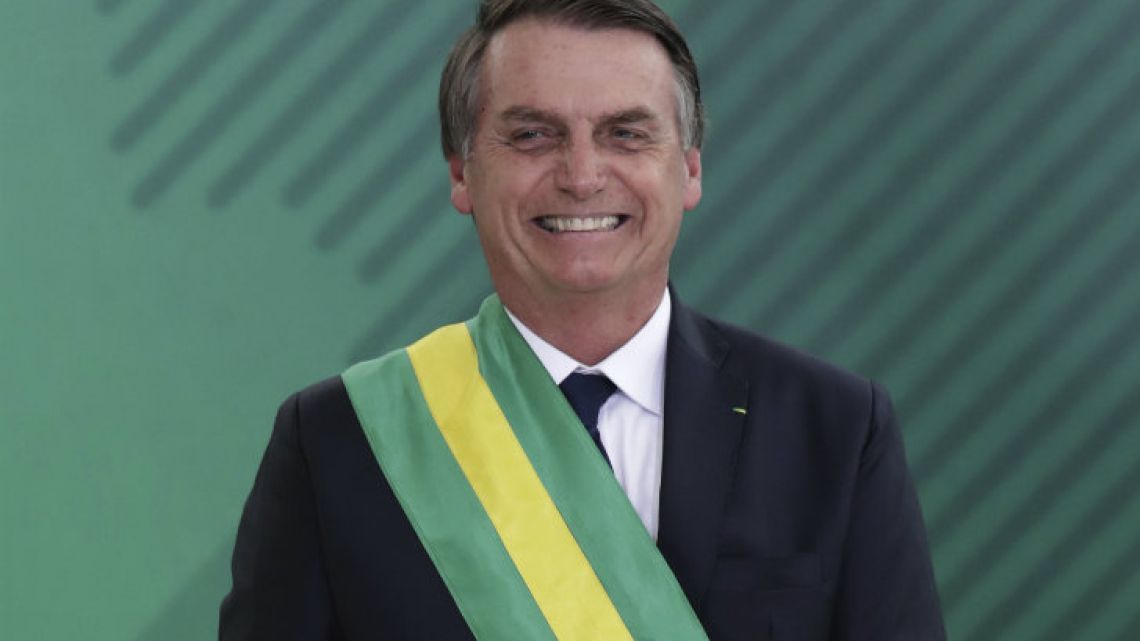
left=556, top=141, right=606, bottom=200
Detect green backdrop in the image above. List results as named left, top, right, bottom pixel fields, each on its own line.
left=3, top=1, right=1139, bottom=639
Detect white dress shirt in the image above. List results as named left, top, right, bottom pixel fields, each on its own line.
left=505, top=290, right=671, bottom=539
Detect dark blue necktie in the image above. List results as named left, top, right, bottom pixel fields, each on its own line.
left=559, top=372, right=616, bottom=466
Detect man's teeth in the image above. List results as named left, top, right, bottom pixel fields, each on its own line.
left=537, top=215, right=622, bottom=233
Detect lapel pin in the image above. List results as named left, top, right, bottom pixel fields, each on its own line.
left=732, top=407, right=747, bottom=416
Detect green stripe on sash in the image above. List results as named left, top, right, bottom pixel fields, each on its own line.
left=469, top=297, right=708, bottom=641
left=343, top=351, right=556, bottom=639
left=408, top=323, right=634, bottom=640
left=343, top=295, right=708, bottom=640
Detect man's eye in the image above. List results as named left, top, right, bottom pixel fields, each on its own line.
left=611, top=128, right=649, bottom=145
left=510, top=129, right=556, bottom=151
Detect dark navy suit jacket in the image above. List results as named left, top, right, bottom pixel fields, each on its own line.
left=220, top=297, right=946, bottom=640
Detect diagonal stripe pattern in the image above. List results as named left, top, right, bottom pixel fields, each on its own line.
left=102, top=1, right=1140, bottom=638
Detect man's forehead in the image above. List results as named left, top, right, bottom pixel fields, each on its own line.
left=483, top=17, right=671, bottom=76
left=479, top=19, right=676, bottom=115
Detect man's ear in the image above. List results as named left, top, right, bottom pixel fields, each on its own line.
left=449, top=155, right=473, bottom=215
left=682, top=147, right=702, bottom=211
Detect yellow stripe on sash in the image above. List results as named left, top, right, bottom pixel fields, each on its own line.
left=407, top=323, right=633, bottom=641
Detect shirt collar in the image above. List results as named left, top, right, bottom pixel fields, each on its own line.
left=505, top=289, right=671, bottom=416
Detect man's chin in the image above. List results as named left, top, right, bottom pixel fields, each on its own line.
left=542, top=269, right=640, bottom=299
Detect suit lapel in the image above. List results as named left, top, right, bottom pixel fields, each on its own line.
left=657, top=297, right=748, bottom=611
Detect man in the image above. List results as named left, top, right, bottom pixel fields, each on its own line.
left=220, top=1, right=946, bottom=639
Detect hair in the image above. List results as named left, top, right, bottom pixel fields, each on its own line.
left=439, top=0, right=705, bottom=158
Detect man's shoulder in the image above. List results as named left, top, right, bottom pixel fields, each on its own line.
left=273, top=374, right=357, bottom=436
left=291, top=373, right=352, bottom=409
left=677, top=306, right=894, bottom=462
left=287, top=346, right=414, bottom=415
left=677, top=304, right=875, bottom=407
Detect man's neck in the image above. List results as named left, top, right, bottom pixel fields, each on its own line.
left=499, top=283, right=668, bottom=366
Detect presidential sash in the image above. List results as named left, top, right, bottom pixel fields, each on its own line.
left=342, top=295, right=708, bottom=641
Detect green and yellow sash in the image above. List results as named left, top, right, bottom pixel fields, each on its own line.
left=342, top=295, right=708, bottom=640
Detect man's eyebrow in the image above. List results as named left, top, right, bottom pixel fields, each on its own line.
left=599, top=107, right=657, bottom=127
left=499, top=106, right=563, bottom=124
left=497, top=106, right=658, bottom=127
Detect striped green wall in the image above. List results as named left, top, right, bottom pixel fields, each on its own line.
left=2, top=1, right=1138, bottom=639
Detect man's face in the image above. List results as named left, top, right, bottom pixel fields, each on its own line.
left=449, top=19, right=702, bottom=304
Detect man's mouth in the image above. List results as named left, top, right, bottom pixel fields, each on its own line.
left=534, top=215, right=628, bottom=233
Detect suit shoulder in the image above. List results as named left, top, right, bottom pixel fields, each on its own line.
left=696, top=312, right=875, bottom=408
left=270, top=375, right=362, bottom=449
left=284, top=346, right=419, bottom=438
left=288, top=346, right=410, bottom=418
left=290, top=374, right=354, bottom=416
left=688, top=311, right=890, bottom=457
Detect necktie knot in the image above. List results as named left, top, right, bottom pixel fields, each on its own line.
left=559, top=372, right=616, bottom=464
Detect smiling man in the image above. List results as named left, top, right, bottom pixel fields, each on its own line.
left=448, top=17, right=701, bottom=370
left=221, top=1, right=946, bottom=640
